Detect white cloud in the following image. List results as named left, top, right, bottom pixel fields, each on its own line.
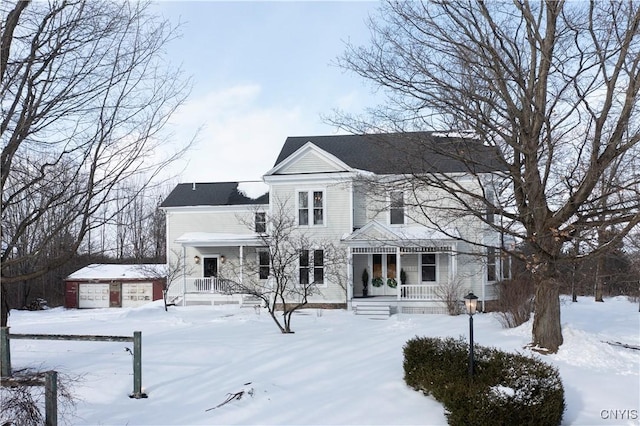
left=165, top=84, right=334, bottom=183
left=335, top=91, right=361, bottom=111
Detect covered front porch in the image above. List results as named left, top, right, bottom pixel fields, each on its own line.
left=169, top=232, right=264, bottom=305
left=349, top=246, right=457, bottom=299
left=343, top=221, right=459, bottom=308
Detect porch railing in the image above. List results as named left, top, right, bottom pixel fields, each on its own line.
left=184, top=277, right=234, bottom=294
left=400, top=284, right=439, bottom=300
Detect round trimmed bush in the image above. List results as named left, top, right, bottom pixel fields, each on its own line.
left=403, top=337, right=565, bottom=425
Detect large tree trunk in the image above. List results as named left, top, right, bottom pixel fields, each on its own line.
left=1, top=282, right=9, bottom=327
left=594, top=256, right=605, bottom=302
left=532, top=277, right=563, bottom=353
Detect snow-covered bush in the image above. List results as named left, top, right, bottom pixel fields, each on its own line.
left=403, top=337, right=565, bottom=425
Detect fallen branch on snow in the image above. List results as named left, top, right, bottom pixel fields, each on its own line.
left=603, top=340, right=640, bottom=351
left=206, top=383, right=254, bottom=411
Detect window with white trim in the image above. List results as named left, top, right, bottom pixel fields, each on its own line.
left=299, top=250, right=310, bottom=284
left=421, top=253, right=436, bottom=282
left=486, top=191, right=495, bottom=224
left=313, top=249, right=324, bottom=283
left=500, top=252, right=511, bottom=280
left=258, top=248, right=269, bottom=280
left=298, top=191, right=324, bottom=226
left=390, top=191, right=404, bottom=225
left=299, top=249, right=324, bottom=285
left=487, top=247, right=496, bottom=281
left=255, top=212, right=266, bottom=233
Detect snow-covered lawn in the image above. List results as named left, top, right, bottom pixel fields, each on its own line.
left=4, top=296, right=639, bottom=425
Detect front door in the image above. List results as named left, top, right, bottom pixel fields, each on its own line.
left=370, top=254, right=397, bottom=296
left=204, top=257, right=218, bottom=277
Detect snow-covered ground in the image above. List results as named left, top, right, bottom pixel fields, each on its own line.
left=4, top=296, right=639, bottom=425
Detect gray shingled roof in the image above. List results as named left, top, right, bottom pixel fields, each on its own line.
left=273, top=132, right=504, bottom=174
left=162, top=133, right=504, bottom=208
left=160, top=182, right=269, bottom=208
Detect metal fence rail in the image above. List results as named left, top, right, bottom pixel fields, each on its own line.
left=1, top=327, right=146, bottom=399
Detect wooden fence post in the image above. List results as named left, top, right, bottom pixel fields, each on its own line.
left=1, top=327, right=10, bottom=377
left=130, top=331, right=147, bottom=398
left=45, top=370, right=57, bottom=426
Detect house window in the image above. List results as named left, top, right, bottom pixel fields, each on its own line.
left=501, top=252, right=512, bottom=280
left=313, top=250, right=324, bottom=284
left=421, top=253, right=436, bottom=282
left=299, top=250, right=310, bottom=285
left=372, top=254, right=383, bottom=281
left=298, top=192, right=309, bottom=226
left=390, top=191, right=404, bottom=225
left=255, top=212, right=266, bottom=233
left=486, top=191, right=495, bottom=224
left=387, top=254, right=397, bottom=280
left=487, top=247, right=496, bottom=281
left=258, top=249, right=269, bottom=280
left=298, top=191, right=324, bottom=226
left=299, top=249, right=324, bottom=285
left=313, top=192, right=324, bottom=225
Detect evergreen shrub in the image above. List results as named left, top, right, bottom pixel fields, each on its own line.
left=403, top=336, right=565, bottom=425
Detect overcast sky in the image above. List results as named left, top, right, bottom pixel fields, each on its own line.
left=153, top=1, right=380, bottom=184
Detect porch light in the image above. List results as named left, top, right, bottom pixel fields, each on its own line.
left=220, top=255, right=226, bottom=264
left=463, top=291, right=478, bottom=315
left=194, top=255, right=201, bottom=264
left=463, top=292, right=479, bottom=377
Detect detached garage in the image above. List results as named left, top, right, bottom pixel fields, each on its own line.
left=65, top=264, right=164, bottom=309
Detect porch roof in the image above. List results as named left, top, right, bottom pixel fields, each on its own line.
left=342, top=221, right=459, bottom=247
left=175, top=232, right=264, bottom=247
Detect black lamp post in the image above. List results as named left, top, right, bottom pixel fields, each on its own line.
left=463, top=291, right=478, bottom=377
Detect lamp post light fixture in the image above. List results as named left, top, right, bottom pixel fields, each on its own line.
left=463, top=291, right=479, bottom=377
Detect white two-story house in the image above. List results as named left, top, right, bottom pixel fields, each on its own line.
left=161, top=132, right=508, bottom=313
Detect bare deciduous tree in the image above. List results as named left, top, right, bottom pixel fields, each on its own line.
left=222, top=199, right=347, bottom=334
left=136, top=249, right=191, bottom=312
left=335, top=0, right=640, bottom=353
left=495, top=275, right=535, bottom=329
left=111, top=182, right=169, bottom=261
left=1, top=0, right=192, bottom=326
left=433, top=278, right=465, bottom=316
left=0, top=368, right=79, bottom=425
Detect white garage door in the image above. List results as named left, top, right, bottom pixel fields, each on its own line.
left=78, top=283, right=110, bottom=308
left=122, top=282, right=153, bottom=308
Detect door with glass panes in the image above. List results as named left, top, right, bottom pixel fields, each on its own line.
left=370, top=254, right=397, bottom=296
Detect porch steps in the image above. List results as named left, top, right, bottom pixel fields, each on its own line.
left=240, top=295, right=263, bottom=308
left=354, top=304, right=391, bottom=317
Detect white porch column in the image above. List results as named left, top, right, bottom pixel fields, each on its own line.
left=396, top=246, right=401, bottom=300
left=182, top=245, right=187, bottom=307
left=451, top=244, right=458, bottom=282
left=448, top=249, right=453, bottom=285
left=346, top=247, right=353, bottom=309
left=239, top=245, right=244, bottom=285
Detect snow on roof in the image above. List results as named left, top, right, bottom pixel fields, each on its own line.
left=237, top=181, right=268, bottom=199
left=343, top=221, right=459, bottom=243
left=66, top=264, right=165, bottom=280
left=175, top=232, right=263, bottom=247
left=394, top=226, right=460, bottom=241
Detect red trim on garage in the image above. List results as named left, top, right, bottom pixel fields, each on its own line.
left=64, top=278, right=164, bottom=309
left=65, top=282, right=79, bottom=308
left=153, top=279, right=164, bottom=301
